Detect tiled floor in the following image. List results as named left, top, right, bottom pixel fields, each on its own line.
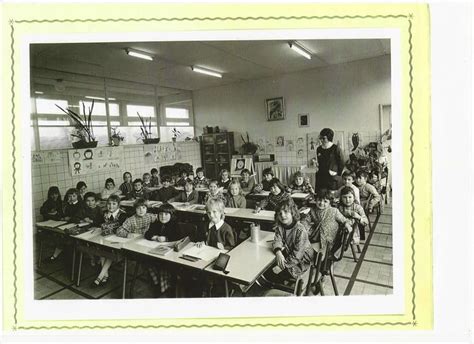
left=35, top=201, right=392, bottom=299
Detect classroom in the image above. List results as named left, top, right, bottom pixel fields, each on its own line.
left=31, top=38, right=393, bottom=300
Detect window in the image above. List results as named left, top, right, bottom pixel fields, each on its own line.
left=160, top=100, right=195, bottom=142
left=36, top=98, right=68, bottom=115
left=126, top=104, right=155, bottom=118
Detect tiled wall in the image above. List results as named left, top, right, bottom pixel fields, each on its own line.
left=31, top=142, right=201, bottom=223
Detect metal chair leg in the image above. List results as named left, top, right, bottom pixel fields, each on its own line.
left=129, top=261, right=140, bottom=298
left=356, top=244, right=362, bottom=253
left=330, top=266, right=339, bottom=296
left=122, top=257, right=128, bottom=299
left=37, top=237, right=43, bottom=269
left=319, top=279, right=325, bottom=296
left=71, top=245, right=76, bottom=281
left=76, top=251, right=83, bottom=287
left=350, top=244, right=358, bottom=262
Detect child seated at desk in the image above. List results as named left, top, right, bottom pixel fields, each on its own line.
left=119, top=172, right=133, bottom=198
left=194, top=198, right=236, bottom=250
left=239, top=168, right=255, bottom=195
left=253, top=167, right=274, bottom=193
left=92, top=195, right=128, bottom=287
left=226, top=180, right=246, bottom=208
left=144, top=203, right=181, bottom=293
left=142, top=173, right=153, bottom=189
left=288, top=171, right=315, bottom=195
left=193, top=167, right=209, bottom=189
left=355, top=170, right=381, bottom=214
left=101, top=178, right=122, bottom=200
left=255, top=178, right=292, bottom=212
left=175, top=170, right=188, bottom=188
left=76, top=181, right=88, bottom=201
left=218, top=169, right=231, bottom=189
left=338, top=186, right=368, bottom=244
left=150, top=168, right=161, bottom=187
left=204, top=179, right=227, bottom=205
left=169, top=178, right=199, bottom=204
left=47, top=188, right=85, bottom=262
left=154, top=175, right=178, bottom=202
left=116, top=198, right=158, bottom=238
left=40, top=186, right=63, bottom=221
left=301, top=190, right=352, bottom=257
left=128, top=178, right=151, bottom=201
left=82, top=192, right=103, bottom=227
left=336, top=171, right=360, bottom=204
left=269, top=200, right=314, bottom=285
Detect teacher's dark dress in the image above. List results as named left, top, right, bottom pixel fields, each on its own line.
left=316, top=144, right=344, bottom=192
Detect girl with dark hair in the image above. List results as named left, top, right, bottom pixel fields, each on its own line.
left=316, top=128, right=345, bottom=192
left=255, top=178, right=292, bottom=212
left=40, top=186, right=63, bottom=221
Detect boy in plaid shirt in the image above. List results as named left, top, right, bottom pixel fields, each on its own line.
left=116, top=198, right=158, bottom=237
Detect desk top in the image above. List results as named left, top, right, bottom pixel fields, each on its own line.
left=122, top=236, right=215, bottom=270
left=204, top=232, right=275, bottom=285
left=73, top=228, right=140, bottom=250
left=248, top=191, right=310, bottom=200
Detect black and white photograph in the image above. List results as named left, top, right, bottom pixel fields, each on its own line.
left=31, top=37, right=393, bottom=302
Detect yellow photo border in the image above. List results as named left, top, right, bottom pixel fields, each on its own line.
left=1, top=3, right=432, bottom=331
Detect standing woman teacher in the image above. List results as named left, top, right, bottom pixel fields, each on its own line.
left=315, top=128, right=344, bottom=192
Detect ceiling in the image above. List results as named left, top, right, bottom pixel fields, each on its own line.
left=30, top=39, right=390, bottom=95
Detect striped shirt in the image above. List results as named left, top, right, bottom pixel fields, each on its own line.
left=116, top=213, right=157, bottom=237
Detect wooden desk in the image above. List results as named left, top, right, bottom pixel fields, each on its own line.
left=122, top=236, right=220, bottom=298
left=204, top=232, right=276, bottom=296
left=247, top=191, right=311, bottom=205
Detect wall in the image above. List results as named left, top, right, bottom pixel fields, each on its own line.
left=192, top=55, right=391, bottom=162
left=32, top=142, right=201, bottom=223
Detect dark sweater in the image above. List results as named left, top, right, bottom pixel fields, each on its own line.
left=83, top=206, right=104, bottom=226
left=169, top=190, right=199, bottom=204
left=127, top=188, right=151, bottom=200
left=218, top=179, right=231, bottom=189
left=64, top=201, right=86, bottom=223
left=40, top=199, right=64, bottom=221
left=155, top=186, right=178, bottom=202
left=194, top=221, right=236, bottom=250
left=144, top=219, right=182, bottom=242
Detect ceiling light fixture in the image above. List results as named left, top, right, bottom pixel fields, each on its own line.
left=191, top=66, right=222, bottom=78
left=34, top=91, right=44, bottom=95
left=126, top=48, right=154, bottom=61
left=288, top=42, right=312, bottom=60
left=85, top=96, right=116, bottom=101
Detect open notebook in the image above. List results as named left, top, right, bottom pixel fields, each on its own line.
left=182, top=245, right=225, bottom=261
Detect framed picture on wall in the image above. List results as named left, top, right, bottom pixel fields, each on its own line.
left=298, top=113, right=310, bottom=127
left=265, top=97, right=285, bottom=121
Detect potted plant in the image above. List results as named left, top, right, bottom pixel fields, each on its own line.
left=241, top=132, right=258, bottom=155
left=56, top=100, right=98, bottom=149
left=110, top=127, right=125, bottom=146
left=137, top=112, right=160, bottom=144
left=171, top=127, right=181, bottom=142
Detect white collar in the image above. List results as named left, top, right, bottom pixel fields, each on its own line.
left=186, top=190, right=193, bottom=196
left=71, top=200, right=78, bottom=205
left=209, top=219, right=224, bottom=230
left=109, top=208, right=120, bottom=219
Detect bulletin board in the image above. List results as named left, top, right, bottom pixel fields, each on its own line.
left=230, top=155, right=254, bottom=177
left=68, top=146, right=124, bottom=176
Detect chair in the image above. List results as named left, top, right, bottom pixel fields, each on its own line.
left=260, top=266, right=312, bottom=297
left=308, top=225, right=351, bottom=296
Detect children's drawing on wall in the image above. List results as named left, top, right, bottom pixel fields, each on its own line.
left=266, top=142, right=275, bottom=153
left=68, top=146, right=124, bottom=176
left=286, top=140, right=294, bottom=152
left=276, top=136, right=284, bottom=147
left=297, top=149, right=304, bottom=159
left=31, top=151, right=62, bottom=165
left=73, top=162, right=81, bottom=174
left=310, top=137, right=316, bottom=150
left=296, top=137, right=305, bottom=147
left=83, top=149, right=93, bottom=160
left=257, top=138, right=266, bottom=154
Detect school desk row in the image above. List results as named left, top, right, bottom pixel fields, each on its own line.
left=36, top=220, right=275, bottom=298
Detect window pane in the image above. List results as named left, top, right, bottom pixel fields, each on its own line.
left=39, top=126, right=72, bottom=150
left=118, top=126, right=158, bottom=145
left=126, top=104, right=155, bottom=118
left=38, top=118, right=69, bottom=126
left=165, top=107, right=189, bottom=119
left=36, top=98, right=68, bottom=114
left=166, top=121, right=190, bottom=126
left=159, top=126, right=195, bottom=142
left=94, top=127, right=109, bottom=146
left=128, top=121, right=157, bottom=127
left=109, top=103, right=120, bottom=116
left=80, top=101, right=106, bottom=116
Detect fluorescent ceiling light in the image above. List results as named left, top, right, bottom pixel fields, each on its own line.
left=288, top=42, right=312, bottom=60
left=34, top=91, right=44, bottom=94
left=84, top=96, right=115, bottom=101
left=191, top=66, right=222, bottom=78
left=126, top=48, right=154, bottom=61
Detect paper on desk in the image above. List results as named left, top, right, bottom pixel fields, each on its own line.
left=57, top=223, right=78, bottom=231
left=36, top=220, right=67, bottom=228
left=224, top=208, right=239, bottom=214
left=147, top=200, right=163, bottom=208
left=75, top=229, right=100, bottom=240
left=254, top=210, right=274, bottom=218
left=259, top=191, right=270, bottom=196
left=291, top=192, right=309, bottom=199
left=134, top=238, right=172, bottom=249
left=120, top=200, right=135, bottom=207
left=182, top=245, right=224, bottom=261
left=104, top=235, right=135, bottom=243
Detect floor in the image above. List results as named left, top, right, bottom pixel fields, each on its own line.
left=34, top=201, right=392, bottom=299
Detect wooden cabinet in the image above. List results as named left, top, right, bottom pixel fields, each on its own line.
left=200, top=132, right=235, bottom=180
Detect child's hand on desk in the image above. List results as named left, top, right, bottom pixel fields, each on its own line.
left=254, top=207, right=261, bottom=214
left=275, top=251, right=286, bottom=270
left=195, top=241, right=204, bottom=248
left=217, top=242, right=224, bottom=250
